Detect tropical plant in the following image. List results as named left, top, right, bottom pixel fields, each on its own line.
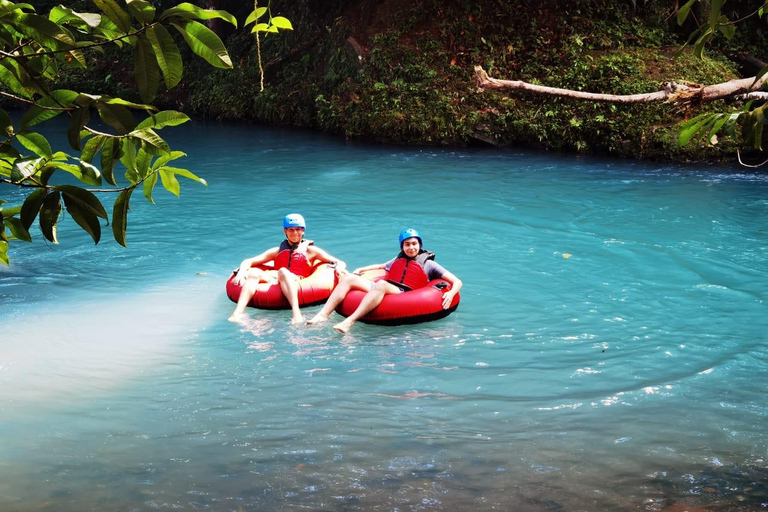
left=0, top=0, right=292, bottom=265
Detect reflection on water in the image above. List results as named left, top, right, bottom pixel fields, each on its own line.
left=1, top=124, right=768, bottom=511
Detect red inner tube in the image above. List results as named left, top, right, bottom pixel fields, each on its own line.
left=225, top=262, right=337, bottom=310
left=335, top=269, right=460, bottom=325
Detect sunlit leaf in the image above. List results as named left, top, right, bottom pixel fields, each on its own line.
left=159, top=168, right=180, bottom=196
left=126, top=0, right=156, bottom=24
left=171, top=19, right=232, bottom=69
left=16, top=131, right=52, bottom=158
left=137, top=111, right=189, bottom=130
left=146, top=25, right=183, bottom=89
left=270, top=16, right=292, bottom=30
left=143, top=172, right=158, bottom=203
left=161, top=166, right=207, bottom=186
left=128, top=127, right=170, bottom=154
left=159, top=2, right=237, bottom=27
left=95, top=102, right=137, bottom=134
left=10, top=12, right=76, bottom=50
left=244, top=7, right=267, bottom=26
left=93, top=0, right=131, bottom=33
left=3, top=217, right=32, bottom=242
left=20, top=90, right=79, bottom=128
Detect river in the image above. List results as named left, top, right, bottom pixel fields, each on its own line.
left=1, top=122, right=767, bottom=511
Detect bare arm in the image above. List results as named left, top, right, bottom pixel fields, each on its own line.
left=232, top=247, right=280, bottom=284
left=352, top=262, right=387, bottom=274
left=308, top=246, right=347, bottom=273
left=439, top=271, right=463, bottom=310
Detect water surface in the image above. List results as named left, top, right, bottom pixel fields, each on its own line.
left=1, top=123, right=767, bottom=511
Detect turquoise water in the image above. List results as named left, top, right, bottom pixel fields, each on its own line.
left=1, top=123, right=767, bottom=512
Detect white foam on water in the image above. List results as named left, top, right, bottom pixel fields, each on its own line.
left=0, top=277, right=220, bottom=414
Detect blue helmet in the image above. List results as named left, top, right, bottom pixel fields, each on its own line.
left=283, top=213, right=306, bottom=229
left=398, top=228, right=422, bottom=248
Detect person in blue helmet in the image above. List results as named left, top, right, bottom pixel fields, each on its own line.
left=307, top=228, right=462, bottom=333
left=228, top=214, right=346, bottom=324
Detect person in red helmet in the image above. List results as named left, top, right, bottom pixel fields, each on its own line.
left=228, top=214, right=346, bottom=324
left=307, top=228, right=462, bottom=333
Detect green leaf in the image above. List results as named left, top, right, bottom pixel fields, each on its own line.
left=20, top=188, right=47, bottom=230
left=136, top=110, right=190, bottom=130
left=126, top=0, right=156, bottom=24
left=171, top=19, right=233, bottom=69
left=95, top=102, right=137, bottom=134
left=101, top=138, right=120, bottom=186
left=0, top=59, right=32, bottom=99
left=160, top=2, right=237, bottom=27
left=79, top=160, right=103, bottom=185
left=0, top=107, right=13, bottom=137
left=16, top=131, right=53, bottom=158
left=678, top=114, right=711, bottom=146
left=159, top=168, right=180, bottom=196
left=142, top=172, right=158, bottom=203
left=135, top=34, right=160, bottom=102
left=112, top=188, right=133, bottom=247
left=81, top=134, right=106, bottom=163
left=709, top=0, right=724, bottom=30
left=10, top=12, right=76, bottom=50
left=161, top=165, right=207, bottom=186
left=49, top=6, right=102, bottom=28
left=20, top=90, right=79, bottom=128
left=67, top=106, right=90, bottom=151
left=270, top=16, right=293, bottom=30
left=128, top=127, right=170, bottom=154
left=55, top=185, right=108, bottom=219
left=3, top=217, right=32, bottom=242
left=39, top=191, right=62, bottom=244
left=244, top=7, right=267, bottom=26
left=135, top=147, right=152, bottom=178
left=717, top=18, right=735, bottom=40
left=146, top=25, right=183, bottom=89
left=677, top=0, right=697, bottom=25
left=59, top=186, right=106, bottom=244
left=151, top=150, right=186, bottom=170
left=0, top=240, right=8, bottom=266
left=93, top=0, right=131, bottom=33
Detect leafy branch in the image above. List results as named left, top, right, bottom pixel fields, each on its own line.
left=0, top=0, right=292, bottom=265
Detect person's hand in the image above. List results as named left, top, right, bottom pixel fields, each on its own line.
left=233, top=268, right=246, bottom=285
left=441, top=290, right=456, bottom=310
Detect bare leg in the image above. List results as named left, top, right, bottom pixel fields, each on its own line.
left=278, top=268, right=304, bottom=324
left=307, top=274, right=373, bottom=324
left=228, top=269, right=266, bottom=322
left=333, top=281, right=401, bottom=333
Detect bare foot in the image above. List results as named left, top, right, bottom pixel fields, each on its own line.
left=306, top=312, right=329, bottom=325
left=228, top=313, right=242, bottom=322
left=291, top=314, right=305, bottom=325
left=333, top=320, right=352, bottom=333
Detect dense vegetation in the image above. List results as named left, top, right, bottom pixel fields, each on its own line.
left=20, top=0, right=766, bottom=161
left=178, top=0, right=765, bottom=161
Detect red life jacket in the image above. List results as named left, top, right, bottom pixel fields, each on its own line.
left=386, top=250, right=435, bottom=290
left=274, top=239, right=313, bottom=278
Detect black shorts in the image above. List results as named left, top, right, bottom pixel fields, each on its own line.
left=385, top=279, right=412, bottom=292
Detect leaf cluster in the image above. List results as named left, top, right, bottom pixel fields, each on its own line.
left=0, top=1, right=290, bottom=265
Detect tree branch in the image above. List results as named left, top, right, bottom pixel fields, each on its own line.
left=473, top=65, right=768, bottom=105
